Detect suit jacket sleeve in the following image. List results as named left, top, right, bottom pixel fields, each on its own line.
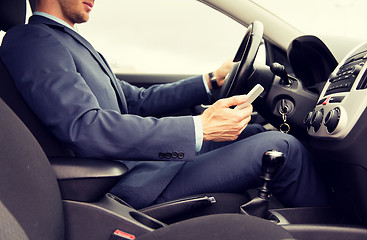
left=0, top=24, right=210, bottom=161
left=119, top=76, right=211, bottom=117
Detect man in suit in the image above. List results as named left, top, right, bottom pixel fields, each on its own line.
left=0, top=0, right=329, bottom=209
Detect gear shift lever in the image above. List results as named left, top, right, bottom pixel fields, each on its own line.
left=240, top=150, right=285, bottom=218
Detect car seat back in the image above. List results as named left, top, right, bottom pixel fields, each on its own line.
left=0, top=98, right=64, bottom=240
left=0, top=0, right=26, bottom=31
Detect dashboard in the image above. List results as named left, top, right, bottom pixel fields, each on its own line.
left=305, top=42, right=367, bottom=140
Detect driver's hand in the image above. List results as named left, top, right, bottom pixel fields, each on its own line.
left=206, top=60, right=234, bottom=89
left=200, top=95, right=253, bottom=142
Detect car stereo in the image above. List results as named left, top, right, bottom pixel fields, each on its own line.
left=305, top=42, right=367, bottom=139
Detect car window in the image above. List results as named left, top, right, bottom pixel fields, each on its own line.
left=76, top=0, right=247, bottom=74
left=0, top=31, right=5, bottom=41
left=252, top=0, right=367, bottom=39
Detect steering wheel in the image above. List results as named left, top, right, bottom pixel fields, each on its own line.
left=219, top=21, right=264, bottom=98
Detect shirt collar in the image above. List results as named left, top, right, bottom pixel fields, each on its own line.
left=33, top=12, right=75, bottom=31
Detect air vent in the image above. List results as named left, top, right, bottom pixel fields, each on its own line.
left=357, top=69, right=367, bottom=90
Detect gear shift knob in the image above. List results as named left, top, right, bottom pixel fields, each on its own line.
left=258, top=150, right=285, bottom=200
left=262, top=150, right=285, bottom=177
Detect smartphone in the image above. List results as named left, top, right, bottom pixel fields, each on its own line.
left=237, top=84, right=264, bottom=109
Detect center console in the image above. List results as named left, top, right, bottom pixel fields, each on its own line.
left=303, top=41, right=367, bottom=226
left=305, top=42, right=367, bottom=139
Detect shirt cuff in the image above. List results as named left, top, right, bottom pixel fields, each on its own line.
left=202, top=74, right=211, bottom=95
left=193, top=115, right=203, bottom=152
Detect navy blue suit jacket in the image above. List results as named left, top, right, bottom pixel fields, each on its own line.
left=0, top=15, right=211, bottom=207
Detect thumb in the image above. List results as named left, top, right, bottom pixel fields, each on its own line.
left=219, top=95, right=248, bottom=108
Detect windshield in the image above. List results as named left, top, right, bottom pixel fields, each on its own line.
left=252, top=0, right=367, bottom=39
left=76, top=0, right=245, bottom=74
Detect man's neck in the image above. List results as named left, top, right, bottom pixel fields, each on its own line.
left=35, top=2, right=74, bottom=28
left=33, top=11, right=75, bottom=30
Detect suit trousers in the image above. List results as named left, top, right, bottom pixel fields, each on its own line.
left=154, top=124, right=329, bottom=207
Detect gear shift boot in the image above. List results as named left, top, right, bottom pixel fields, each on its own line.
left=240, top=150, right=285, bottom=218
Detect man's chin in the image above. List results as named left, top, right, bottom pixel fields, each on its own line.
left=75, top=15, right=90, bottom=24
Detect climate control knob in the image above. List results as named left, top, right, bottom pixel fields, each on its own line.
left=303, top=111, right=313, bottom=128
left=324, top=107, right=341, bottom=133
left=310, top=109, right=324, bottom=132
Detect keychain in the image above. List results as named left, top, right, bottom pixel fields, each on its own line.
left=279, top=112, right=290, bottom=134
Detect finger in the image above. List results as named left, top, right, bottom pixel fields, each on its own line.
left=236, top=116, right=251, bottom=134
left=235, top=103, right=253, bottom=115
left=217, top=95, right=248, bottom=108
left=232, top=118, right=250, bottom=139
left=240, top=123, right=248, bottom=133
